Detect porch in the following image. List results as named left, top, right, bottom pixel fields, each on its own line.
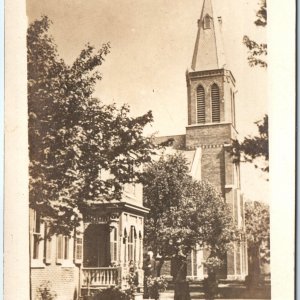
left=80, top=202, right=148, bottom=294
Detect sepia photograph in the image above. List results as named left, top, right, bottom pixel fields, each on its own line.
left=4, top=0, right=295, bottom=299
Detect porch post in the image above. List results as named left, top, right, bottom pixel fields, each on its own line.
left=139, top=237, right=143, bottom=269
left=134, top=236, right=137, bottom=267
left=124, top=236, right=128, bottom=266
left=119, top=234, right=124, bottom=267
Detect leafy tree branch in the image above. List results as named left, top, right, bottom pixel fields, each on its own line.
left=28, top=16, right=157, bottom=235
left=243, top=0, right=267, bottom=68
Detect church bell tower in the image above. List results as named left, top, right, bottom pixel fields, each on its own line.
left=185, top=0, right=248, bottom=279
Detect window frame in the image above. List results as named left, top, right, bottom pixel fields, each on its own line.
left=74, top=236, right=83, bottom=264
left=44, top=225, right=52, bottom=265
left=56, top=234, right=72, bottom=266
left=211, top=83, right=221, bottom=123
left=196, top=85, right=205, bottom=124
left=110, top=226, right=118, bottom=264
left=30, top=209, right=45, bottom=268
left=203, top=14, right=211, bottom=29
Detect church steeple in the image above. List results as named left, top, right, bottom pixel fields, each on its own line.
left=191, top=0, right=226, bottom=71
left=186, top=0, right=236, bottom=128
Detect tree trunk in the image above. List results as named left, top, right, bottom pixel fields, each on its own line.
left=203, top=271, right=218, bottom=300
left=172, top=255, right=191, bottom=300
left=246, top=246, right=261, bottom=288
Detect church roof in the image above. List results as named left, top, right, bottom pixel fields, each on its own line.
left=191, top=0, right=226, bottom=71
left=154, top=135, right=202, bottom=180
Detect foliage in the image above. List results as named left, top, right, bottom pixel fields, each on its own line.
left=28, top=16, right=156, bottom=235
left=231, top=115, right=268, bottom=173
left=143, top=153, right=235, bottom=269
left=243, top=36, right=267, bottom=68
left=203, top=257, right=223, bottom=272
left=243, top=0, right=267, bottom=68
left=146, top=276, right=168, bottom=293
left=36, top=281, right=57, bottom=300
left=87, top=287, right=130, bottom=300
left=245, top=201, right=270, bottom=264
left=126, top=269, right=139, bottom=299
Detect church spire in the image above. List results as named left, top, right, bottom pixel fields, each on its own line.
left=191, top=0, right=226, bottom=71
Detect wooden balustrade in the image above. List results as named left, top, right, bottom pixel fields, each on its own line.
left=82, top=267, right=119, bottom=287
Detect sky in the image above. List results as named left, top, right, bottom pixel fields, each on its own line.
left=27, top=0, right=269, bottom=202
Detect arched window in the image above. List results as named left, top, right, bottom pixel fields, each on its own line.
left=128, top=226, right=135, bottom=262
left=196, top=85, right=205, bottom=124
left=204, top=15, right=211, bottom=29
left=211, top=84, right=220, bottom=122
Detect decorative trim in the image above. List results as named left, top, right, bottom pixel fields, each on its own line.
left=186, top=121, right=232, bottom=128
left=185, top=144, right=224, bottom=150
left=187, top=69, right=236, bottom=84
left=186, top=122, right=238, bottom=135
left=202, top=144, right=223, bottom=149
left=84, top=213, right=120, bottom=224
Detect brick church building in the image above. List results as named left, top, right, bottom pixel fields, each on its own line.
left=156, top=0, right=248, bottom=280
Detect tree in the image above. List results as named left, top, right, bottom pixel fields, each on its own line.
left=232, top=114, right=268, bottom=173
left=245, top=201, right=270, bottom=284
left=28, top=16, right=157, bottom=235
left=237, top=1, right=268, bottom=173
left=142, top=153, right=235, bottom=276
left=243, top=0, right=267, bottom=68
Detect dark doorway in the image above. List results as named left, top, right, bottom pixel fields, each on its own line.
left=83, top=224, right=110, bottom=267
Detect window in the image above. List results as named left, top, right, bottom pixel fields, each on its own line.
left=196, top=85, right=205, bottom=124
left=32, top=210, right=41, bottom=259
left=231, top=90, right=236, bottom=127
left=56, top=235, right=70, bottom=263
left=44, top=230, right=52, bottom=264
left=45, top=238, right=52, bottom=264
left=204, top=15, right=211, bottom=29
left=74, top=237, right=83, bottom=264
left=211, top=84, right=220, bottom=122
left=128, top=226, right=135, bottom=262
left=110, top=227, right=118, bottom=263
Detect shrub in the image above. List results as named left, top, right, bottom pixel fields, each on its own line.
left=146, top=276, right=168, bottom=299
left=36, top=281, right=57, bottom=300
left=87, top=287, right=129, bottom=300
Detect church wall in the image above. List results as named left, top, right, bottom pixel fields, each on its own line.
left=222, top=75, right=236, bottom=124
left=201, top=146, right=225, bottom=195
left=186, top=123, right=233, bottom=148
left=224, top=146, right=234, bottom=187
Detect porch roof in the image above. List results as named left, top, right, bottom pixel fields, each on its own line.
left=82, top=201, right=149, bottom=218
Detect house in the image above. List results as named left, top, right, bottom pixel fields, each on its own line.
left=30, top=183, right=148, bottom=300
left=156, top=0, right=248, bottom=280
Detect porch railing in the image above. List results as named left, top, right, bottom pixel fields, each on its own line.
left=81, top=267, right=120, bottom=287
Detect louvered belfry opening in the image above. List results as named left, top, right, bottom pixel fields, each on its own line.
left=197, top=85, right=205, bottom=124
left=211, top=84, right=220, bottom=122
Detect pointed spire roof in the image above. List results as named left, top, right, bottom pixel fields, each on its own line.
left=191, top=0, right=226, bottom=71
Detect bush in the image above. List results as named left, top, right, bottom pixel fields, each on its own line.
left=145, top=276, right=168, bottom=299
left=36, top=281, right=57, bottom=300
left=85, top=287, right=130, bottom=300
